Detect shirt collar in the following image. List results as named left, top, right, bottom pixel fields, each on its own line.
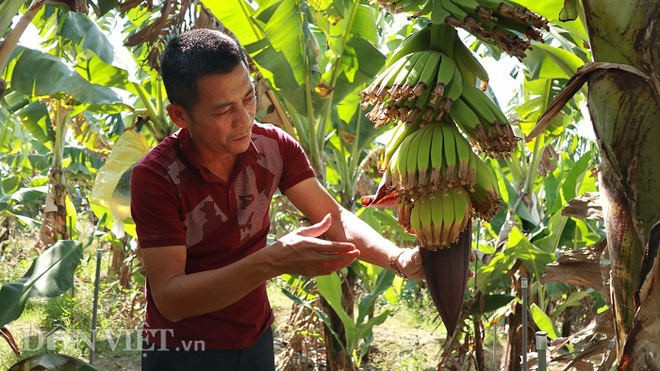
left=176, top=127, right=260, bottom=182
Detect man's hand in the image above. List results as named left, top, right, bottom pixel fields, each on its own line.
left=395, top=247, right=477, bottom=281
left=269, top=214, right=360, bottom=277
left=396, top=248, right=425, bottom=281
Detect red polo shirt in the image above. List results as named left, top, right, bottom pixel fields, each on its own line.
left=130, top=123, right=315, bottom=349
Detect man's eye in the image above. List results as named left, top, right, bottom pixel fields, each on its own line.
left=244, top=95, right=256, bottom=103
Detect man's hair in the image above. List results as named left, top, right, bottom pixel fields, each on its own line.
left=161, top=29, right=249, bottom=112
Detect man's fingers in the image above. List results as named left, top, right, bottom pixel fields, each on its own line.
left=315, top=240, right=358, bottom=255
left=411, top=250, right=422, bottom=265
left=296, top=214, right=332, bottom=238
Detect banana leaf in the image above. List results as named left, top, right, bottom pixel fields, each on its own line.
left=0, top=240, right=84, bottom=328
left=9, top=46, right=130, bottom=114
left=59, top=12, right=114, bottom=65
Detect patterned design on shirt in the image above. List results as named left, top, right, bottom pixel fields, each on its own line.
left=235, top=132, right=283, bottom=242
left=166, top=158, right=186, bottom=185
left=184, top=195, right=228, bottom=247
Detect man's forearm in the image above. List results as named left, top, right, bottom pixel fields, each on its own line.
left=327, top=207, right=402, bottom=269
left=152, top=248, right=278, bottom=322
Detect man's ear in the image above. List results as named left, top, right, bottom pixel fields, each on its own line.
left=166, top=104, right=191, bottom=129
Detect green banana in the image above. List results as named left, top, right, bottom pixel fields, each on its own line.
left=421, top=197, right=434, bottom=247
left=430, top=52, right=456, bottom=105
left=441, top=0, right=469, bottom=21
left=460, top=84, right=497, bottom=124
left=410, top=199, right=422, bottom=243
left=416, top=124, right=435, bottom=193
left=430, top=123, right=445, bottom=192
left=453, top=40, right=489, bottom=85
left=388, top=24, right=432, bottom=65
left=401, top=51, right=433, bottom=102
left=430, top=195, right=444, bottom=247
left=472, top=153, right=500, bottom=208
left=453, top=127, right=473, bottom=187
left=405, top=126, right=425, bottom=192
left=444, top=66, right=464, bottom=104
left=390, top=52, right=425, bottom=101
left=466, top=147, right=477, bottom=189
left=394, top=127, right=421, bottom=190
left=406, top=51, right=440, bottom=100
left=440, top=190, right=456, bottom=246
left=451, top=0, right=481, bottom=13
left=397, top=198, right=414, bottom=233
left=449, top=96, right=481, bottom=136
left=380, top=121, right=422, bottom=172
left=451, top=187, right=472, bottom=241
left=387, top=145, right=402, bottom=190
left=441, top=123, right=457, bottom=190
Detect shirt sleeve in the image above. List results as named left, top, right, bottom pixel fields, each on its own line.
left=130, top=162, right=187, bottom=248
left=275, top=127, right=317, bottom=192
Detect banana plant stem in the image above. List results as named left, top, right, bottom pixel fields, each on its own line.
left=0, top=1, right=44, bottom=76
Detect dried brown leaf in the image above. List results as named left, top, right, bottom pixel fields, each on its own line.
left=562, top=192, right=603, bottom=221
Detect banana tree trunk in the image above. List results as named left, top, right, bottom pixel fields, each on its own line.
left=582, top=0, right=660, bottom=368
left=37, top=101, right=71, bottom=248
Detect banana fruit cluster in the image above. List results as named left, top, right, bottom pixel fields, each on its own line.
left=362, top=24, right=518, bottom=157
left=370, top=0, right=548, bottom=59
left=387, top=122, right=500, bottom=249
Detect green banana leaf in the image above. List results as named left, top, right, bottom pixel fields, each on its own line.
left=9, top=46, right=130, bottom=113
left=316, top=268, right=392, bottom=362
left=529, top=303, right=559, bottom=339
left=0, top=240, right=84, bottom=328
left=477, top=227, right=555, bottom=293
left=206, top=0, right=384, bottom=116
left=466, top=294, right=517, bottom=315
left=317, top=272, right=357, bottom=346
left=206, top=0, right=318, bottom=114
left=525, top=44, right=585, bottom=80
left=15, top=101, right=54, bottom=148
left=59, top=11, right=115, bottom=65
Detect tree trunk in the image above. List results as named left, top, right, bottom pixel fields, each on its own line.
left=502, top=265, right=525, bottom=371
left=37, top=101, right=71, bottom=249
left=582, top=0, right=660, bottom=368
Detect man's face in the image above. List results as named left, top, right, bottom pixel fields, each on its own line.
left=177, top=63, right=257, bottom=158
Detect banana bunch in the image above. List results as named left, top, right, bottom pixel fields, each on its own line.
left=377, top=122, right=500, bottom=336
left=361, top=49, right=463, bottom=129
left=360, top=24, right=492, bottom=130
left=384, top=122, right=501, bottom=229
left=449, top=83, right=518, bottom=156
left=431, top=0, right=548, bottom=59
left=385, top=122, right=475, bottom=198
left=409, top=187, right=473, bottom=250
left=358, top=3, right=547, bottom=335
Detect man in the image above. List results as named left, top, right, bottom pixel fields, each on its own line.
left=130, top=28, right=423, bottom=371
